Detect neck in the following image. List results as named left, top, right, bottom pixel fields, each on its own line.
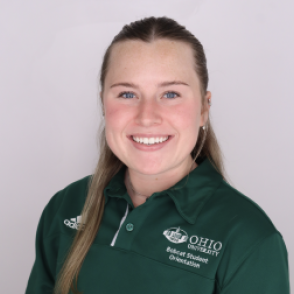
left=125, top=158, right=197, bottom=207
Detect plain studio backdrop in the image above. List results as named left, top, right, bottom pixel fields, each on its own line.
left=0, top=0, right=293, bottom=292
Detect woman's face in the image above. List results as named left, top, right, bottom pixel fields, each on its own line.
left=102, top=39, right=210, bottom=176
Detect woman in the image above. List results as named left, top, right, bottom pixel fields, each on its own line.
left=25, top=17, right=289, bottom=294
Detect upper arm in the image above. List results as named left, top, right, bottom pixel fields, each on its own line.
left=25, top=208, right=56, bottom=293
left=25, top=192, right=64, bottom=294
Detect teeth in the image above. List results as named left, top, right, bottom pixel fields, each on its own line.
left=132, top=136, right=169, bottom=145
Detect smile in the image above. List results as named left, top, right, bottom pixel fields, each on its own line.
left=132, top=136, right=169, bottom=145
left=128, top=135, right=174, bottom=151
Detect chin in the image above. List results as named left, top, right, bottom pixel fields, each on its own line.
left=128, top=161, right=171, bottom=175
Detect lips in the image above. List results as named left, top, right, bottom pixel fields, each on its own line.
left=128, top=134, right=174, bottom=151
left=129, top=134, right=172, bottom=138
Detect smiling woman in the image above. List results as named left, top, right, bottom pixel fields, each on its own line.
left=25, top=17, right=289, bottom=294
left=103, top=39, right=207, bottom=184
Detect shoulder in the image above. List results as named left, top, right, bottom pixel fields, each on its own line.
left=211, top=181, right=289, bottom=290
left=38, top=175, right=92, bottom=238
left=204, top=179, right=285, bottom=272
left=47, top=175, right=92, bottom=209
left=210, top=180, right=286, bottom=275
left=210, top=179, right=279, bottom=238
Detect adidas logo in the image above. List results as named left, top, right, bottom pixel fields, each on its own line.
left=64, top=215, right=85, bottom=230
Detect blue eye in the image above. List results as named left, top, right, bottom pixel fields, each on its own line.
left=119, top=91, right=135, bottom=99
left=164, top=91, right=179, bottom=99
left=118, top=91, right=179, bottom=99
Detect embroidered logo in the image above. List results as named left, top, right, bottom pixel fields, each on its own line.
left=64, top=215, right=85, bottom=230
left=163, top=226, right=223, bottom=257
left=163, top=227, right=189, bottom=244
left=163, top=226, right=223, bottom=270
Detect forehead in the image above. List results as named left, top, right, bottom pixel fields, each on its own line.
left=105, top=39, right=198, bottom=87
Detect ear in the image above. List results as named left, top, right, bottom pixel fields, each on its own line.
left=200, top=91, right=211, bottom=126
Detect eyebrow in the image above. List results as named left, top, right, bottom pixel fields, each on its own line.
left=110, top=80, right=189, bottom=89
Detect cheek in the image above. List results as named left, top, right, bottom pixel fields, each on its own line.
left=169, top=102, right=202, bottom=152
left=170, top=102, right=201, bottom=130
left=104, top=101, right=132, bottom=151
left=104, top=105, right=124, bottom=156
left=105, top=102, right=129, bottom=130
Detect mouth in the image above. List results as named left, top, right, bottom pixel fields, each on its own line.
left=128, top=135, right=173, bottom=146
left=127, top=134, right=174, bottom=152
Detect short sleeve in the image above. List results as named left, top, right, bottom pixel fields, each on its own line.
left=217, top=232, right=290, bottom=294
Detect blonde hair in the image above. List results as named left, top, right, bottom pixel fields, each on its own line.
left=54, top=16, right=225, bottom=294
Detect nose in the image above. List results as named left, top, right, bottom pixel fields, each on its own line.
left=135, top=98, right=162, bottom=127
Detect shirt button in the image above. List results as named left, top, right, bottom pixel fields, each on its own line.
left=126, top=223, right=134, bottom=231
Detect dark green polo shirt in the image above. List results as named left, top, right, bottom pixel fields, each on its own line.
left=25, top=158, right=290, bottom=294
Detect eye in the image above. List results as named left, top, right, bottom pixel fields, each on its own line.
left=163, top=91, right=179, bottom=99
left=118, top=91, right=136, bottom=99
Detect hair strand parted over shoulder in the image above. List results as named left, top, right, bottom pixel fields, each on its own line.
left=54, top=16, right=225, bottom=294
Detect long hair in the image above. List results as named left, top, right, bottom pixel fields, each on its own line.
left=54, top=16, right=225, bottom=294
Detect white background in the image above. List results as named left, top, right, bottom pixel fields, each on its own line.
left=0, top=0, right=293, bottom=292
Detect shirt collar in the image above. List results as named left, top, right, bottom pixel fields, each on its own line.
left=103, top=157, right=224, bottom=225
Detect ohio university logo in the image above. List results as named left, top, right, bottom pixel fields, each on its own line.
left=163, top=226, right=223, bottom=257
left=163, top=227, right=188, bottom=244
